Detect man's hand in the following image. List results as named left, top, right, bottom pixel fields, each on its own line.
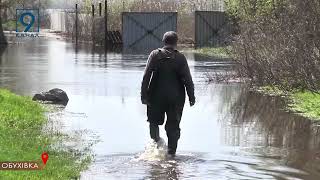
left=142, top=98, right=150, bottom=106
left=189, top=99, right=195, bottom=107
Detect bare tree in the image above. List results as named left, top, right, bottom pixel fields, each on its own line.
left=0, top=0, right=8, bottom=45
left=230, top=0, right=320, bottom=91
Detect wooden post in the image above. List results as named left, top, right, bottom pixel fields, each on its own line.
left=92, top=4, right=94, bottom=17
left=92, top=4, right=95, bottom=45
left=122, top=0, right=125, bottom=12
left=105, top=0, right=108, bottom=51
left=75, top=3, right=78, bottom=46
left=212, top=0, right=214, bottom=11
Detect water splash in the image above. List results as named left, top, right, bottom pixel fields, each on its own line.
left=135, top=138, right=168, bottom=162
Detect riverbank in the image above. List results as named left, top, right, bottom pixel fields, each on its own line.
left=258, top=87, right=320, bottom=121
left=0, top=89, right=91, bottom=179
left=290, top=91, right=320, bottom=121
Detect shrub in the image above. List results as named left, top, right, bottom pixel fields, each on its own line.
left=227, top=0, right=320, bottom=91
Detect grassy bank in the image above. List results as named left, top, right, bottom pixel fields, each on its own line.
left=190, top=46, right=232, bottom=58
left=258, top=87, right=320, bottom=121
left=290, top=91, right=320, bottom=120
left=0, top=89, right=91, bottom=179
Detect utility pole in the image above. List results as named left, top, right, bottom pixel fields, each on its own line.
left=122, top=0, right=125, bottom=12
left=75, top=3, right=78, bottom=47
left=212, top=0, right=214, bottom=11
left=92, top=4, right=94, bottom=17
left=105, top=0, right=108, bottom=51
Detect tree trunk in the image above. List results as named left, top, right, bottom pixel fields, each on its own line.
left=0, top=0, right=8, bottom=46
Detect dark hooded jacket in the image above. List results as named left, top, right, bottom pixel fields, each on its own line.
left=141, top=47, right=195, bottom=106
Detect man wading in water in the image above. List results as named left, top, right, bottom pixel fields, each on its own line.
left=141, top=31, right=195, bottom=157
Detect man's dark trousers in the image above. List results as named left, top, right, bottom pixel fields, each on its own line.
left=148, top=101, right=184, bottom=155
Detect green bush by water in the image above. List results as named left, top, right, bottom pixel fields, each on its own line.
left=2, top=20, right=16, bottom=31
left=226, top=0, right=320, bottom=91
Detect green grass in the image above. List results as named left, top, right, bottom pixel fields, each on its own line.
left=2, top=20, right=31, bottom=32
left=256, top=86, right=286, bottom=96
left=0, top=89, right=91, bottom=179
left=191, top=46, right=232, bottom=58
left=2, top=20, right=16, bottom=31
left=289, top=91, right=320, bottom=120
left=257, top=86, right=320, bottom=121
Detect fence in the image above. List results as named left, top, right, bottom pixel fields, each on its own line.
left=195, top=11, right=232, bottom=48
left=48, top=9, right=67, bottom=32
left=47, top=9, right=90, bottom=40
left=48, top=3, right=122, bottom=47
left=122, top=12, right=177, bottom=51
left=44, top=1, right=232, bottom=50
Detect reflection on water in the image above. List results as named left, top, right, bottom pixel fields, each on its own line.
left=223, top=90, right=320, bottom=179
left=0, top=38, right=320, bottom=179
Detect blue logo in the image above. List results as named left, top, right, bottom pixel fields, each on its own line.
left=16, top=9, right=40, bottom=33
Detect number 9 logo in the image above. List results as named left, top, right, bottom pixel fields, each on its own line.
left=19, top=12, right=35, bottom=32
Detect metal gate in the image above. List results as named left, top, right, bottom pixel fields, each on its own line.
left=122, top=12, right=177, bottom=51
left=195, top=11, right=230, bottom=48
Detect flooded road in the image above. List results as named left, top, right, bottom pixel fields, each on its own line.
left=1, top=38, right=320, bottom=179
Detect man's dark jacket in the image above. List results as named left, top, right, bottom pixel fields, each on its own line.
left=141, top=47, right=195, bottom=106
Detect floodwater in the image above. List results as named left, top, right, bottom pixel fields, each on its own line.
left=1, top=38, right=320, bottom=180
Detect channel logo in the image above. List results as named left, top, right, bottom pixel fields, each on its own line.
left=16, top=9, right=40, bottom=37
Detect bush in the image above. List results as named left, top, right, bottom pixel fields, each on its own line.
left=227, top=0, right=320, bottom=91
left=2, top=20, right=16, bottom=31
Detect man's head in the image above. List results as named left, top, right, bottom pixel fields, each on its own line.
left=162, top=31, right=178, bottom=46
